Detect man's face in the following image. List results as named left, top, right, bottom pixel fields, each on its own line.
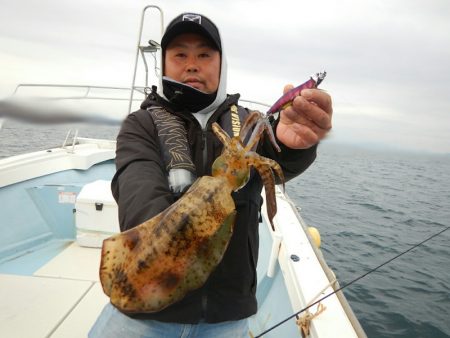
left=164, top=33, right=221, bottom=94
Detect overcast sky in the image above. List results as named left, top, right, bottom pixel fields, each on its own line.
left=1, top=0, right=449, bottom=153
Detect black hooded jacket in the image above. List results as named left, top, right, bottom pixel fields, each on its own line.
left=111, top=92, right=317, bottom=323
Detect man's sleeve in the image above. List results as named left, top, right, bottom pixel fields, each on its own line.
left=258, top=118, right=318, bottom=182
left=111, top=111, right=174, bottom=231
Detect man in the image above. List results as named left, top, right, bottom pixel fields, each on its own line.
left=89, top=12, right=332, bottom=338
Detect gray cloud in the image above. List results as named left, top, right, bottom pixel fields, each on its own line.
left=1, top=0, right=449, bottom=152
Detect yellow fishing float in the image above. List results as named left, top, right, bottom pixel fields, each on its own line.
left=308, top=226, right=321, bottom=248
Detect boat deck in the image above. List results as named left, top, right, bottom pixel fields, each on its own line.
left=0, top=243, right=108, bottom=338
left=0, top=193, right=365, bottom=338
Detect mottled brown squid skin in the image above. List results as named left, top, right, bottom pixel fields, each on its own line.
left=99, top=176, right=235, bottom=313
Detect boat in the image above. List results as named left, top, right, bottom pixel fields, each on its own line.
left=0, top=5, right=367, bottom=338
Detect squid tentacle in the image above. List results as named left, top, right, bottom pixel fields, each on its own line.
left=239, top=110, right=261, bottom=142
left=247, top=152, right=285, bottom=230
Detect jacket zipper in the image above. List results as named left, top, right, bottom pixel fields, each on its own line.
left=201, top=294, right=208, bottom=319
left=201, top=129, right=208, bottom=174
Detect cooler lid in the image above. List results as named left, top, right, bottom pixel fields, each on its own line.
left=75, top=180, right=116, bottom=205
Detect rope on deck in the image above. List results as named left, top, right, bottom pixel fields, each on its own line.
left=295, top=278, right=336, bottom=337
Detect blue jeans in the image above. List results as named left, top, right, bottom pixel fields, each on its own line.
left=89, top=303, right=249, bottom=338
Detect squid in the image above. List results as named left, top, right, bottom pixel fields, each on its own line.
left=99, top=72, right=326, bottom=313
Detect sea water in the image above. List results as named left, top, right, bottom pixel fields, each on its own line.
left=1, top=120, right=449, bottom=338
left=287, top=143, right=450, bottom=338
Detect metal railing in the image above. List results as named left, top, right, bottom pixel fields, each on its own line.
left=12, top=83, right=139, bottom=101
left=128, top=5, right=164, bottom=114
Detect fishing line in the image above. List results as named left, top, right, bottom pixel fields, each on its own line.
left=253, top=226, right=450, bottom=338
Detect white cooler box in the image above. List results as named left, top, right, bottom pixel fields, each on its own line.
left=75, top=180, right=120, bottom=248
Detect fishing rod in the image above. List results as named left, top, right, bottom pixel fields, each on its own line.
left=0, top=98, right=122, bottom=126
left=253, top=226, right=450, bottom=338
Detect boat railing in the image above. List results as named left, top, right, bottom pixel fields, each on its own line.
left=62, top=129, right=79, bottom=153
left=11, top=83, right=143, bottom=102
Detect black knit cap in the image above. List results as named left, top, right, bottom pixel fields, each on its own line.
left=161, top=13, right=221, bottom=52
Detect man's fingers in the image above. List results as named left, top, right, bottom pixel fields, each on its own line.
left=291, top=96, right=332, bottom=130
left=301, top=89, right=333, bottom=116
